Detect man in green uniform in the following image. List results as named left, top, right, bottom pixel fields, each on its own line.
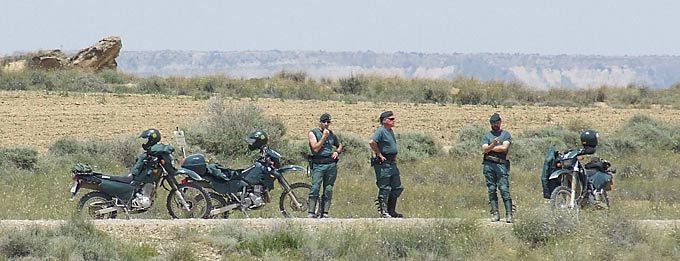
left=368, top=111, right=404, bottom=218
left=307, top=113, right=343, bottom=218
left=481, top=113, right=514, bottom=223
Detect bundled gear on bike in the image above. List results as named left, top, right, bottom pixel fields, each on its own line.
left=177, top=130, right=311, bottom=218
left=70, top=128, right=212, bottom=219
left=544, top=129, right=615, bottom=210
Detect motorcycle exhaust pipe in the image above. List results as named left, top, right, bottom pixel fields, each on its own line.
left=94, top=207, right=118, bottom=215
left=209, top=203, right=239, bottom=216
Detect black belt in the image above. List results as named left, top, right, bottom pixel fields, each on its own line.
left=484, top=154, right=508, bottom=164
left=310, top=156, right=337, bottom=164
left=383, top=153, right=397, bottom=162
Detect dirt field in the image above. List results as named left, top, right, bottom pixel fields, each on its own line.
left=2, top=90, right=679, bottom=152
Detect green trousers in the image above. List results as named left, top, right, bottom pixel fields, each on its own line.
left=373, top=161, right=404, bottom=201
left=483, top=161, right=512, bottom=203
left=308, top=162, right=337, bottom=213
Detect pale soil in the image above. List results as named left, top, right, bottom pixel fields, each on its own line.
left=2, top=91, right=680, bottom=259
left=2, top=90, right=679, bottom=153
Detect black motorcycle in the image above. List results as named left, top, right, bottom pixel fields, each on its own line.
left=178, top=147, right=311, bottom=218
left=543, top=147, right=615, bottom=211
left=70, top=144, right=213, bottom=219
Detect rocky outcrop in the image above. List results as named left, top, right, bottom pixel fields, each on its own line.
left=69, top=36, right=122, bottom=71
left=31, top=50, right=69, bottom=69
left=0, top=36, right=122, bottom=72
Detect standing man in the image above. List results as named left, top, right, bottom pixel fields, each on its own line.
left=481, top=113, right=514, bottom=223
left=307, top=113, right=343, bottom=218
left=368, top=111, right=404, bottom=218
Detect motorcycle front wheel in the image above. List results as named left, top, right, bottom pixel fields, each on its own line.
left=279, top=182, right=312, bottom=218
left=549, top=185, right=581, bottom=220
left=77, top=191, right=117, bottom=219
left=166, top=182, right=212, bottom=219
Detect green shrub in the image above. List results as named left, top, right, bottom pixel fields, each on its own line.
left=138, top=76, right=173, bottom=94
left=601, top=114, right=680, bottom=155
left=512, top=208, right=578, bottom=247
left=336, top=74, right=364, bottom=95
left=184, top=97, right=287, bottom=160
left=0, top=226, right=52, bottom=258
left=335, top=131, right=371, bottom=157
left=237, top=229, right=303, bottom=257
left=449, top=123, right=486, bottom=156
left=275, top=70, right=308, bottom=83
left=511, top=126, right=579, bottom=166
left=48, top=136, right=139, bottom=168
left=0, top=146, right=39, bottom=170
left=397, top=132, right=440, bottom=162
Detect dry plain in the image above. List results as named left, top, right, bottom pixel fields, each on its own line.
left=2, top=90, right=679, bottom=152
left=3, top=90, right=680, bottom=259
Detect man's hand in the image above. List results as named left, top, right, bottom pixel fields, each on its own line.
left=322, top=128, right=330, bottom=139
left=491, top=137, right=499, bottom=146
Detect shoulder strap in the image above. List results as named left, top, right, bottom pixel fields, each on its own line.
left=311, top=128, right=322, bottom=141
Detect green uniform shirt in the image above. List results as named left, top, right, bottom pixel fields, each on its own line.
left=482, top=130, right=512, bottom=159
left=370, top=125, right=398, bottom=155
left=309, top=128, right=340, bottom=157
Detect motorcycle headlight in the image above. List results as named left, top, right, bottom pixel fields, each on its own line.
left=561, top=158, right=575, bottom=169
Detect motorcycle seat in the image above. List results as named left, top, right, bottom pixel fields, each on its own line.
left=98, top=172, right=135, bottom=183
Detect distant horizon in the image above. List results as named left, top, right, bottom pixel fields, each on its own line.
left=1, top=1, right=678, bottom=57
left=6, top=47, right=680, bottom=58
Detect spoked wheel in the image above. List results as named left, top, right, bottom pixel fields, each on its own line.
left=549, top=185, right=580, bottom=218
left=279, top=182, right=312, bottom=218
left=166, top=182, right=212, bottom=219
left=207, top=192, right=230, bottom=219
left=77, top=192, right=117, bottom=219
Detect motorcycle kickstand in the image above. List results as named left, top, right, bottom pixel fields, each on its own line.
left=123, top=208, right=131, bottom=220
left=239, top=206, right=250, bottom=218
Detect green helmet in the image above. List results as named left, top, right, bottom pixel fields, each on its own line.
left=139, top=128, right=161, bottom=150
left=580, top=129, right=599, bottom=148
left=246, top=130, right=268, bottom=151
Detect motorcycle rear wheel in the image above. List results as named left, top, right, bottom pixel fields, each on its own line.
left=166, top=182, right=212, bottom=219
left=207, top=192, right=230, bottom=219
left=77, top=192, right=117, bottom=219
left=279, top=182, right=312, bottom=218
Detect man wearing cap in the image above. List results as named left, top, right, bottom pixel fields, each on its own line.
left=481, top=112, right=514, bottom=223
left=368, top=110, right=404, bottom=218
left=307, top=113, right=343, bottom=218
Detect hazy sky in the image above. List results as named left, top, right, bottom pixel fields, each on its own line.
left=1, top=0, right=678, bottom=56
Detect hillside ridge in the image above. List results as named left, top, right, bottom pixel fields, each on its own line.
left=117, top=50, right=680, bottom=89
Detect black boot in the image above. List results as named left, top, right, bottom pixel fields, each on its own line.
left=387, top=196, right=404, bottom=218
left=307, top=197, right=318, bottom=218
left=375, top=198, right=392, bottom=218
left=321, top=199, right=331, bottom=218
left=489, top=200, right=500, bottom=222
left=504, top=199, right=514, bottom=223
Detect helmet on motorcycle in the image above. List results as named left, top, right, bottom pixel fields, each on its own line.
left=139, top=128, right=161, bottom=150
left=580, top=129, right=599, bottom=148
left=246, top=130, right=268, bottom=151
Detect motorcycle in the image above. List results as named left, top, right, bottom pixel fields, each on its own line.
left=177, top=146, right=311, bottom=218
left=545, top=147, right=615, bottom=211
left=69, top=143, right=213, bottom=219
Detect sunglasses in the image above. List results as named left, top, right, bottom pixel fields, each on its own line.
left=322, top=120, right=332, bottom=124
left=387, top=117, right=395, bottom=121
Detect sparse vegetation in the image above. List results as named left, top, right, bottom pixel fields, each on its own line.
left=2, top=68, right=680, bottom=107
left=2, top=68, right=680, bottom=259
